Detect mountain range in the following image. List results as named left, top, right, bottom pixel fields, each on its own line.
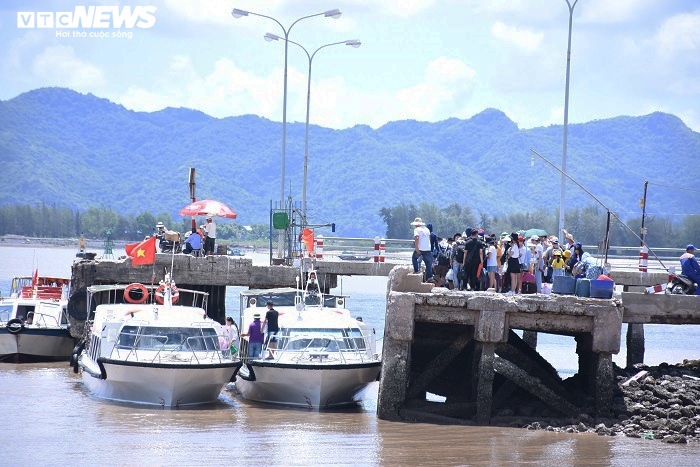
left=1, top=87, right=698, bottom=237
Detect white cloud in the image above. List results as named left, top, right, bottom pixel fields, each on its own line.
left=32, top=46, right=104, bottom=88
left=491, top=21, right=544, bottom=53
left=654, top=11, right=700, bottom=56
left=112, top=54, right=478, bottom=129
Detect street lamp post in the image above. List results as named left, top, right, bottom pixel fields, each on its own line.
left=265, top=33, right=361, bottom=226
left=232, top=7, right=341, bottom=259
left=559, top=0, right=579, bottom=243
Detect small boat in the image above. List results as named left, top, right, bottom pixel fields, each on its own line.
left=228, top=248, right=245, bottom=256
left=235, top=270, right=381, bottom=409
left=338, top=251, right=372, bottom=261
left=76, top=276, right=242, bottom=407
left=0, top=275, right=74, bottom=363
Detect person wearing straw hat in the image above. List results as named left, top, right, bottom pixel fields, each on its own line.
left=411, top=217, right=434, bottom=282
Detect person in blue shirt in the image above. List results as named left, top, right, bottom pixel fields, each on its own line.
left=183, top=228, right=202, bottom=256
left=680, top=244, right=700, bottom=295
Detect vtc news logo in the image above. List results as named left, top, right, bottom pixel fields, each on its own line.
left=17, top=6, right=157, bottom=29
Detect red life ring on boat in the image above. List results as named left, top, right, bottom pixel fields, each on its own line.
left=155, top=284, right=179, bottom=304
left=124, top=283, right=148, bottom=304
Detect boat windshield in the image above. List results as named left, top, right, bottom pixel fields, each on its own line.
left=117, top=326, right=219, bottom=351
left=279, top=328, right=366, bottom=352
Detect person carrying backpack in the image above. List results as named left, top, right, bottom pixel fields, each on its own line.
left=451, top=234, right=466, bottom=291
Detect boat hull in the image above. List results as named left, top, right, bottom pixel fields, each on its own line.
left=80, top=357, right=242, bottom=407
left=0, top=328, right=74, bottom=363
left=235, top=361, right=381, bottom=409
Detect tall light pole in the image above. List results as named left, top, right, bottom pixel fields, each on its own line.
left=231, top=7, right=341, bottom=210
left=265, top=33, right=361, bottom=226
left=559, top=0, right=579, bottom=243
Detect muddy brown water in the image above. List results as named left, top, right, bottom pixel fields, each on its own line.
left=2, top=246, right=699, bottom=464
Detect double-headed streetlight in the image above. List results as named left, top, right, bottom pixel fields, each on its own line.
left=559, top=0, right=579, bottom=243
left=265, top=33, right=361, bottom=226
left=231, top=8, right=341, bottom=214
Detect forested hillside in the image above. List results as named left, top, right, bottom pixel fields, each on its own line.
left=1, top=87, right=698, bottom=237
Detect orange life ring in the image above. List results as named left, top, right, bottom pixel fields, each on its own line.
left=124, top=283, right=148, bottom=304
left=155, top=284, right=179, bottom=304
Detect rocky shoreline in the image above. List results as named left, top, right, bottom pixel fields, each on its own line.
left=516, top=360, right=700, bottom=443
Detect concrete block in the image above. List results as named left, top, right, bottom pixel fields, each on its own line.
left=385, top=292, right=416, bottom=342
left=475, top=309, right=509, bottom=343
left=592, top=306, right=622, bottom=353
left=609, top=271, right=668, bottom=287
left=621, top=292, right=700, bottom=324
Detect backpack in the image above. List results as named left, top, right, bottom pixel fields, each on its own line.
left=454, top=243, right=466, bottom=263
left=437, top=244, right=451, bottom=266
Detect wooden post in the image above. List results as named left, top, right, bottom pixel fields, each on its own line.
left=626, top=323, right=645, bottom=367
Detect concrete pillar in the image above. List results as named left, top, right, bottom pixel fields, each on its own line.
left=595, top=352, right=614, bottom=419
left=522, top=330, right=537, bottom=349
left=475, top=342, right=495, bottom=425
left=377, top=338, right=412, bottom=421
left=625, top=323, right=645, bottom=367
left=377, top=291, right=416, bottom=421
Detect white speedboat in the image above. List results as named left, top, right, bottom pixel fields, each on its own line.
left=235, top=271, right=381, bottom=409
left=77, top=278, right=242, bottom=407
left=0, top=276, right=74, bottom=363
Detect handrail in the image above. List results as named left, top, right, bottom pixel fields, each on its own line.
left=110, top=330, right=228, bottom=364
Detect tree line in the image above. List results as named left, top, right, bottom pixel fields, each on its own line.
left=379, top=202, right=700, bottom=249
left=0, top=204, right=269, bottom=243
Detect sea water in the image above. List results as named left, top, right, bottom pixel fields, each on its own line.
left=1, top=245, right=698, bottom=465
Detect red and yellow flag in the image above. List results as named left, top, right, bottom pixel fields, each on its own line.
left=125, top=236, right=156, bottom=266
left=301, top=228, right=315, bottom=255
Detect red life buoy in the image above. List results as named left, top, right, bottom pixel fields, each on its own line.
left=124, top=283, right=148, bottom=304
left=155, top=284, right=179, bottom=304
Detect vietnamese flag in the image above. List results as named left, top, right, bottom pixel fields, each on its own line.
left=125, top=236, right=156, bottom=266
left=301, top=228, right=315, bottom=255
left=32, top=268, right=38, bottom=288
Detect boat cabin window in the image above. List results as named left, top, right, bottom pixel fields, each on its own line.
left=0, top=304, right=13, bottom=322
left=279, top=328, right=357, bottom=351
left=117, top=326, right=219, bottom=351
left=349, top=328, right=367, bottom=350
left=16, top=305, right=35, bottom=321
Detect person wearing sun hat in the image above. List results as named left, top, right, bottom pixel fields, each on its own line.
left=411, top=217, right=434, bottom=282
left=240, top=312, right=264, bottom=358
left=551, top=249, right=566, bottom=277
left=203, top=214, right=216, bottom=256
left=680, top=244, right=700, bottom=295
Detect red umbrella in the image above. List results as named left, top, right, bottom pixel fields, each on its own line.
left=179, top=199, right=237, bottom=219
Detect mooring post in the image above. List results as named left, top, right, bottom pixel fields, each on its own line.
left=475, top=342, right=495, bottom=425
left=625, top=323, right=645, bottom=367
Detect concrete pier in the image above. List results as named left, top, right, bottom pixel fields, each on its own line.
left=377, top=266, right=700, bottom=425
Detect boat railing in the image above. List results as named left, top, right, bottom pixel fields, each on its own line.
left=25, top=310, right=62, bottom=328
left=111, top=330, right=229, bottom=364
left=265, top=333, right=372, bottom=364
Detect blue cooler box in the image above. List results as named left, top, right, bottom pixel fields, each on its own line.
left=575, top=278, right=591, bottom=297
left=553, top=275, right=576, bottom=295
left=590, top=280, right=614, bottom=299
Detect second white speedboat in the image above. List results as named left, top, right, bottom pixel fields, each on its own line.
left=235, top=271, right=381, bottom=409
left=77, top=277, right=241, bottom=407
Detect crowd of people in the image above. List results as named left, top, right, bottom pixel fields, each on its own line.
left=411, top=217, right=603, bottom=294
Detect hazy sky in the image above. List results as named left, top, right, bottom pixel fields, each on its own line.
left=2, top=0, right=699, bottom=131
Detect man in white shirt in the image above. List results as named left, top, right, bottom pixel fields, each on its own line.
left=204, top=215, right=217, bottom=256
left=411, top=217, right=434, bottom=282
